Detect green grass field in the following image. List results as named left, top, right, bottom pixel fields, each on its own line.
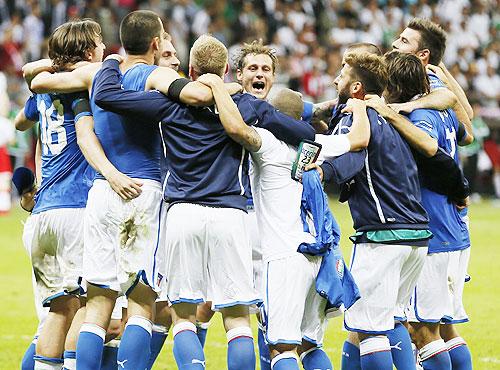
left=1, top=200, right=499, bottom=369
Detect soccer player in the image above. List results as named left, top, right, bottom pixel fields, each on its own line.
left=317, top=52, right=431, bottom=370
left=91, top=33, right=318, bottom=370
left=366, top=52, right=473, bottom=370
left=29, top=11, right=224, bottom=370
left=391, top=18, right=473, bottom=133
left=197, top=78, right=369, bottom=370
left=17, top=20, right=105, bottom=370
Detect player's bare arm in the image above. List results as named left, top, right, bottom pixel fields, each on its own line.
left=366, top=94, right=438, bottom=157
left=429, top=62, right=473, bottom=120
left=198, top=73, right=262, bottom=152
left=343, top=98, right=370, bottom=151
left=75, top=115, right=143, bottom=200
left=14, top=109, right=36, bottom=132
left=30, top=62, right=100, bottom=93
left=22, top=59, right=54, bottom=87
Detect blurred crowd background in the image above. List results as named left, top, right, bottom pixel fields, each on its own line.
left=0, top=0, right=498, bottom=214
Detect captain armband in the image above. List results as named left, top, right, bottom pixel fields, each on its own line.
left=167, top=78, right=190, bottom=102
left=72, top=97, right=93, bottom=123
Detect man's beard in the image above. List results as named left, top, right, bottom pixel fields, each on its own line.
left=337, top=89, right=351, bottom=104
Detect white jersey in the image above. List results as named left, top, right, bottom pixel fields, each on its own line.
left=250, top=127, right=350, bottom=262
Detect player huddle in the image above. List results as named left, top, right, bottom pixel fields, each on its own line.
left=14, top=9, right=474, bottom=370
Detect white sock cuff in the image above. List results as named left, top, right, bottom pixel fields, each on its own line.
left=299, top=347, right=319, bottom=362
left=63, top=357, right=76, bottom=370
left=271, top=352, right=298, bottom=369
left=419, top=339, right=447, bottom=362
left=360, top=336, right=391, bottom=357
left=80, top=323, right=106, bottom=340
left=33, top=361, right=63, bottom=370
left=152, top=324, right=169, bottom=334
left=126, top=315, right=153, bottom=336
left=196, top=321, right=210, bottom=330
left=105, top=339, right=121, bottom=348
left=227, top=326, right=253, bottom=342
left=172, top=321, right=197, bottom=337
left=446, top=337, right=467, bottom=351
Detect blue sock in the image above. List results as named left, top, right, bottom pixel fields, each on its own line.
left=301, top=347, right=333, bottom=370
left=271, top=353, right=300, bottom=370
left=76, top=324, right=106, bottom=370
left=21, top=340, right=36, bottom=370
left=387, top=322, right=416, bottom=370
left=196, top=322, right=209, bottom=348
left=258, top=328, right=271, bottom=370
left=146, top=325, right=168, bottom=369
left=420, top=340, right=452, bottom=370
left=101, top=341, right=119, bottom=370
left=172, top=322, right=206, bottom=369
left=227, top=327, right=255, bottom=370
left=341, top=341, right=361, bottom=370
left=359, top=336, right=393, bottom=370
left=446, top=338, right=472, bottom=370
left=117, top=316, right=152, bottom=370
left=63, top=350, right=76, bottom=370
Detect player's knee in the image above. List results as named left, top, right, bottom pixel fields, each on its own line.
left=221, top=305, right=250, bottom=332
left=196, top=301, right=215, bottom=323
left=106, top=319, right=122, bottom=342
left=270, top=344, right=298, bottom=359
left=155, top=301, right=173, bottom=329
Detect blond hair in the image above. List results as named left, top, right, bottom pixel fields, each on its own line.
left=190, top=34, right=228, bottom=77
left=344, top=52, right=388, bottom=96
left=270, top=89, right=303, bottom=120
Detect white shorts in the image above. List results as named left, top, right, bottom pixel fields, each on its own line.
left=23, top=208, right=85, bottom=306
left=247, top=209, right=264, bottom=297
left=165, top=203, right=259, bottom=309
left=344, top=243, right=427, bottom=334
left=407, top=248, right=470, bottom=324
left=83, top=179, right=164, bottom=295
left=111, top=295, right=128, bottom=320
left=262, top=254, right=328, bottom=346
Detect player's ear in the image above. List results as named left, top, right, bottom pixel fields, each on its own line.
left=151, top=36, right=160, bottom=52
left=188, top=64, right=195, bottom=80
left=224, top=63, right=229, bottom=75
left=417, top=49, right=430, bottom=64
left=236, top=68, right=243, bottom=82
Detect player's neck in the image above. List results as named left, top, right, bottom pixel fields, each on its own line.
left=121, top=54, right=154, bottom=71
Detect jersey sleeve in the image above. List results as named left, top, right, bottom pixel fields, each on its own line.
left=253, top=127, right=276, bottom=156
left=411, top=111, right=439, bottom=140
left=428, top=72, right=447, bottom=91
left=243, top=97, right=316, bottom=146
left=24, top=95, right=38, bottom=122
left=315, top=134, right=350, bottom=161
left=93, top=59, right=177, bottom=123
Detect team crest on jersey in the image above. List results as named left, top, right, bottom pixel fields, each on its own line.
left=336, top=259, right=344, bottom=279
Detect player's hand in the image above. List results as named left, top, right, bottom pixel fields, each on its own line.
left=197, top=73, right=224, bottom=88
left=225, top=82, right=243, bottom=95
left=104, top=54, right=124, bottom=63
left=364, top=94, right=393, bottom=117
left=106, top=170, right=143, bottom=200
left=304, top=163, right=323, bottom=181
left=455, top=196, right=470, bottom=211
left=342, top=98, right=366, bottom=113
left=20, top=187, right=37, bottom=212
left=426, top=63, right=449, bottom=85
left=387, top=101, right=415, bottom=114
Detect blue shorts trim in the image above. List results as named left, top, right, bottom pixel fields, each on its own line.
left=265, top=338, right=302, bottom=346
left=441, top=318, right=469, bottom=324
left=87, top=282, right=111, bottom=290
left=213, top=299, right=262, bottom=310
left=170, top=298, right=205, bottom=305
left=394, top=316, right=407, bottom=322
left=344, top=319, right=392, bottom=335
left=302, top=336, right=322, bottom=347
left=42, top=291, right=77, bottom=307
left=125, top=270, right=151, bottom=297
left=33, top=355, right=64, bottom=364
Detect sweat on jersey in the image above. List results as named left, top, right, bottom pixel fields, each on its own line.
left=93, top=59, right=315, bottom=212
left=91, top=62, right=161, bottom=182
left=31, top=93, right=94, bottom=214
left=321, top=104, right=429, bottom=233
left=408, top=108, right=470, bottom=253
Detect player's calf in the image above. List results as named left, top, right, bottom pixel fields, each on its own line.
left=410, top=323, right=452, bottom=370
left=222, top=305, right=255, bottom=370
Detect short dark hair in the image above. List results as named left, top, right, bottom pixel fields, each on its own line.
left=234, top=39, right=278, bottom=74
left=119, top=10, right=162, bottom=55
left=408, top=18, right=447, bottom=65
left=385, top=51, right=430, bottom=103
left=344, top=52, right=388, bottom=96
left=345, top=43, right=382, bottom=56
left=49, top=19, right=101, bottom=71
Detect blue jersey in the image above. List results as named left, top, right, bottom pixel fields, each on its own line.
left=91, top=63, right=161, bottom=181
left=409, top=108, right=470, bottom=253
left=92, top=59, right=316, bottom=211
left=428, top=71, right=446, bottom=91
left=32, top=93, right=94, bottom=214
left=322, top=105, right=429, bottom=232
